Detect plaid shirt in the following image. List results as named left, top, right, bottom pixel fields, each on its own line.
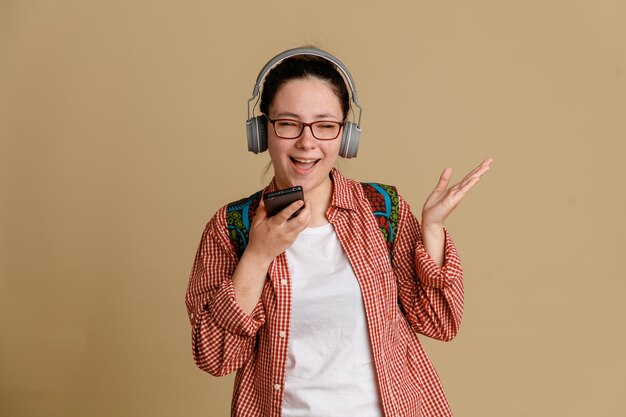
left=186, top=169, right=463, bottom=416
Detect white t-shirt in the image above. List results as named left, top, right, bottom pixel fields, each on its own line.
left=283, top=223, right=383, bottom=417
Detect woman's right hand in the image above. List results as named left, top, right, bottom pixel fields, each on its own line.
left=246, top=199, right=311, bottom=264
left=231, top=199, right=311, bottom=315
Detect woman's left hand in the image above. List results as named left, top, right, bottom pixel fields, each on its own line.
left=420, top=158, right=493, bottom=267
left=421, top=158, right=493, bottom=230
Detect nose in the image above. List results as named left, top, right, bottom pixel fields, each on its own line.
left=296, top=124, right=317, bottom=149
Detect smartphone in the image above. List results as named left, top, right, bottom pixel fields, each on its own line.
left=263, top=186, right=305, bottom=219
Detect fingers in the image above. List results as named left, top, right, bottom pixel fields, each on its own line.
left=451, top=158, right=493, bottom=199
left=454, top=176, right=481, bottom=198
left=253, top=200, right=268, bottom=225
left=422, top=158, right=493, bottom=228
left=434, top=167, right=453, bottom=193
left=248, top=199, right=310, bottom=260
left=459, top=158, right=493, bottom=184
left=274, top=200, right=306, bottom=224
left=287, top=200, right=312, bottom=231
left=451, top=158, right=493, bottom=190
left=432, top=158, right=492, bottom=196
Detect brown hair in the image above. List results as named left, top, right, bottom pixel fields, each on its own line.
left=259, top=54, right=350, bottom=120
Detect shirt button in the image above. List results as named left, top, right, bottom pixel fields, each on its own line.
left=281, top=279, right=287, bottom=285
left=274, top=384, right=281, bottom=391
left=190, top=313, right=194, bottom=320
left=279, top=331, right=286, bottom=338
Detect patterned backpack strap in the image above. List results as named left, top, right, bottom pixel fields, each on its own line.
left=226, top=190, right=263, bottom=259
left=361, top=182, right=400, bottom=260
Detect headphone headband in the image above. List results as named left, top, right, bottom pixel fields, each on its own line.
left=247, top=47, right=362, bottom=128
left=250, top=47, right=359, bottom=102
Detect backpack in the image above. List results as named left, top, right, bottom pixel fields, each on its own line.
left=226, top=182, right=399, bottom=261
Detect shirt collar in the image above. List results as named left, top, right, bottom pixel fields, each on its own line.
left=265, top=178, right=279, bottom=194
left=329, top=168, right=358, bottom=212
left=263, top=168, right=358, bottom=212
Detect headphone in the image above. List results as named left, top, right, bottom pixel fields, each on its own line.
left=245, top=47, right=363, bottom=159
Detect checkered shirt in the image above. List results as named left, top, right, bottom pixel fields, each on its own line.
left=185, top=169, right=463, bottom=416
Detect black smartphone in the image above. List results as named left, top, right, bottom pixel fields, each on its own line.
left=263, top=186, right=305, bottom=219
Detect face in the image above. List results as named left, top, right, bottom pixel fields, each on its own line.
left=267, top=77, right=343, bottom=200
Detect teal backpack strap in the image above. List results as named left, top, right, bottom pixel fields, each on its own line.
left=361, top=182, right=400, bottom=261
left=225, top=184, right=400, bottom=261
left=226, top=191, right=263, bottom=260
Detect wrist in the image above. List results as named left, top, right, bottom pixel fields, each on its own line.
left=420, top=221, right=444, bottom=234
left=240, top=247, right=274, bottom=271
left=420, top=222, right=446, bottom=268
left=420, top=222, right=445, bottom=246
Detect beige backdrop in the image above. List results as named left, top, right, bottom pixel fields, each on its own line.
left=1, top=1, right=625, bottom=416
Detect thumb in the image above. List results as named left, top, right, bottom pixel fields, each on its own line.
left=253, top=199, right=268, bottom=225
left=433, top=167, right=453, bottom=193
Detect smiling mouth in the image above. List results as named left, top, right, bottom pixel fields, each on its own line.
left=290, top=157, right=320, bottom=166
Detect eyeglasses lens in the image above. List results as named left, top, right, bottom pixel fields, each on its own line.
left=273, top=120, right=341, bottom=140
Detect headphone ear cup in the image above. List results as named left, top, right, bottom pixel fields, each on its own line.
left=246, top=116, right=268, bottom=153
left=339, top=122, right=360, bottom=158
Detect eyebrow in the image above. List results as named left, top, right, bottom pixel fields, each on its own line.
left=274, top=111, right=340, bottom=120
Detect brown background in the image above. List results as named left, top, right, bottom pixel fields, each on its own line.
left=1, top=1, right=625, bottom=416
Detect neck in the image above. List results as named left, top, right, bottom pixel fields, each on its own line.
left=306, top=177, right=333, bottom=227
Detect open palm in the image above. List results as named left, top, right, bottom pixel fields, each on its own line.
left=422, top=158, right=493, bottom=228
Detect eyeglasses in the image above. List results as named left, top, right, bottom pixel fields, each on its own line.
left=265, top=116, right=344, bottom=140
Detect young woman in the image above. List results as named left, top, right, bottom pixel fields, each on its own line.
left=186, top=47, right=492, bottom=417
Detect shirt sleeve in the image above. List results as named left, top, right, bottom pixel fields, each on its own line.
left=185, top=206, right=266, bottom=376
left=392, top=195, right=464, bottom=342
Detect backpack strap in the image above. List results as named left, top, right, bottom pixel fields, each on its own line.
left=226, top=191, right=263, bottom=260
left=361, top=182, right=399, bottom=261
left=225, top=183, right=399, bottom=261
